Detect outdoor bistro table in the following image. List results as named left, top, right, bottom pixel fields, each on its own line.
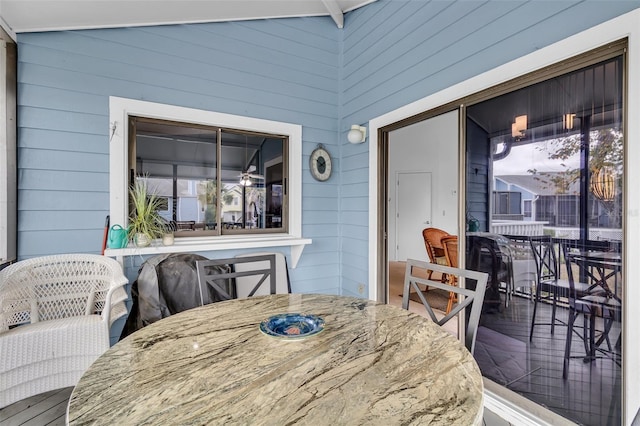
left=67, top=294, right=484, bottom=425
left=564, top=249, right=622, bottom=361
left=566, top=250, right=622, bottom=299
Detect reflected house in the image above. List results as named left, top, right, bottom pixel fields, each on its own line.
left=221, top=186, right=243, bottom=224
left=149, top=178, right=267, bottom=230
left=147, top=178, right=199, bottom=223
left=494, top=173, right=580, bottom=226
left=495, top=173, right=620, bottom=231
left=493, top=175, right=535, bottom=221
left=146, top=178, right=245, bottom=226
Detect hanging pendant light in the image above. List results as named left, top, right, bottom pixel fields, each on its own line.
left=591, top=167, right=616, bottom=202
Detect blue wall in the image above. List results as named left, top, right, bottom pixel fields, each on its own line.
left=16, top=1, right=640, bottom=298
left=17, top=17, right=342, bottom=294
left=337, top=0, right=640, bottom=297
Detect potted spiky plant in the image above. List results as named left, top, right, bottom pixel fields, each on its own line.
left=128, top=177, right=167, bottom=247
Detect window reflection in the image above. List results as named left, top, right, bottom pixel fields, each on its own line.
left=130, top=118, right=287, bottom=236
left=465, top=55, right=623, bottom=425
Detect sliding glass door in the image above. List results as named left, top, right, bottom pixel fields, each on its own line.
left=464, top=50, right=624, bottom=425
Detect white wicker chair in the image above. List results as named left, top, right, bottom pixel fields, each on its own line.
left=0, top=254, right=128, bottom=408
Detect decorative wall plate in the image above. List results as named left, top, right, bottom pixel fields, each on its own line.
left=259, top=313, right=325, bottom=339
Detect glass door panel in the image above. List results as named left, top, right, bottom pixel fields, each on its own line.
left=465, top=55, right=623, bottom=425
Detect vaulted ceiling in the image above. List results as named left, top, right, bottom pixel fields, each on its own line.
left=0, top=0, right=375, bottom=36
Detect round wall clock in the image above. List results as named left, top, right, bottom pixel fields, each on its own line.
left=309, top=144, right=332, bottom=181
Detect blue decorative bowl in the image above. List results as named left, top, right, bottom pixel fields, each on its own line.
left=259, top=313, right=325, bottom=339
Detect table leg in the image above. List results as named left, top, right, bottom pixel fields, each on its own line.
left=583, top=313, right=597, bottom=363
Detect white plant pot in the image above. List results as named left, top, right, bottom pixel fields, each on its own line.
left=134, top=233, right=151, bottom=247
left=162, top=233, right=174, bottom=246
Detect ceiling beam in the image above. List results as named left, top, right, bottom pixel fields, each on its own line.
left=322, top=0, right=344, bottom=28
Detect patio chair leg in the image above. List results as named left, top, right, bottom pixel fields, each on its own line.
left=596, top=316, right=614, bottom=351
left=563, top=309, right=577, bottom=379
left=582, top=315, right=591, bottom=359
left=551, top=289, right=558, bottom=335
left=529, top=284, right=541, bottom=341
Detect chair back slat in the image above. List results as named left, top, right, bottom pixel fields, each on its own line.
left=196, top=254, right=280, bottom=305
left=234, top=252, right=290, bottom=298
left=529, top=235, right=557, bottom=283
left=401, top=259, right=488, bottom=354
left=441, top=236, right=458, bottom=269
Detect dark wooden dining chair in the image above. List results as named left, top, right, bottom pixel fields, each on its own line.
left=401, top=258, right=488, bottom=354
left=465, top=234, right=510, bottom=312
left=440, top=235, right=459, bottom=314
left=422, top=227, right=450, bottom=282
left=560, top=241, right=622, bottom=378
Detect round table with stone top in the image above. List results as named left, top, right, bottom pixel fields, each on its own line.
left=67, top=294, right=483, bottom=425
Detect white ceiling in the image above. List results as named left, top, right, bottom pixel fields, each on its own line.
left=0, top=0, right=375, bottom=37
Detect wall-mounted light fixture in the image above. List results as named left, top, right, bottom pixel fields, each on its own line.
left=563, top=113, right=576, bottom=130
left=511, top=115, right=527, bottom=139
left=347, top=125, right=367, bottom=144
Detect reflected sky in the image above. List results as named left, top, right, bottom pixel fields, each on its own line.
left=494, top=141, right=580, bottom=175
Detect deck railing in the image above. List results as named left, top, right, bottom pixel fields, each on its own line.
left=490, top=220, right=623, bottom=241
left=490, top=220, right=547, bottom=236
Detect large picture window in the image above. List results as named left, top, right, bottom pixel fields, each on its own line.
left=129, top=117, right=288, bottom=237
left=108, top=97, right=306, bottom=264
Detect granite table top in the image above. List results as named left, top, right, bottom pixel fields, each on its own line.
left=67, top=294, right=483, bottom=425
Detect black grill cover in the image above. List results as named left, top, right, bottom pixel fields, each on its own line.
left=121, top=253, right=232, bottom=339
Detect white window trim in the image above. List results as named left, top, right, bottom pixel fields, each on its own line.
left=107, top=97, right=310, bottom=267
left=0, top=37, right=16, bottom=265
left=368, top=8, right=640, bottom=424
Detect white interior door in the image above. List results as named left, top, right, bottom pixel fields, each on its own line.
left=396, top=171, right=432, bottom=261
left=387, top=110, right=459, bottom=264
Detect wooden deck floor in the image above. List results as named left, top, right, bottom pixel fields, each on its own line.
left=4, top=262, right=618, bottom=426
left=388, top=260, right=621, bottom=426
left=0, top=388, right=72, bottom=426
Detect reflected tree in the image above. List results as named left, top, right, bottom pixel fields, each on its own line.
left=197, top=180, right=234, bottom=224
left=529, top=129, right=623, bottom=227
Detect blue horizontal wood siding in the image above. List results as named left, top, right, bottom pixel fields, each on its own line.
left=338, top=0, right=640, bottom=298
left=16, top=17, right=342, bottom=294
left=14, top=0, right=640, bottom=302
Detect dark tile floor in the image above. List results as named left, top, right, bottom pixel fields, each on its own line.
left=476, top=292, right=621, bottom=426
